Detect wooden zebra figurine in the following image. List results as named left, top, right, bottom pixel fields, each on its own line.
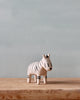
left=27, top=54, right=52, bottom=85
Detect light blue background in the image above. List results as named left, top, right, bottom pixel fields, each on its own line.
left=0, top=0, right=80, bottom=78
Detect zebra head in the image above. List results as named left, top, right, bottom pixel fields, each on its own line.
left=42, top=54, right=52, bottom=71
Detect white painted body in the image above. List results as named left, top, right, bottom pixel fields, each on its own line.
left=27, top=54, right=52, bottom=85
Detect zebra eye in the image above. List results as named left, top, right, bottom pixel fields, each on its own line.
left=47, top=63, right=49, bottom=67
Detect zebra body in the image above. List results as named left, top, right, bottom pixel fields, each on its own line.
left=27, top=61, right=47, bottom=76
left=27, top=54, right=52, bottom=85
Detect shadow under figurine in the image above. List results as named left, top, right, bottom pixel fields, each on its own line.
left=27, top=54, right=53, bottom=85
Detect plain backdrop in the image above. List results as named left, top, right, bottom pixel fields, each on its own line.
left=0, top=0, right=80, bottom=78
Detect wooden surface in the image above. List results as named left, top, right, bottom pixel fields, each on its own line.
left=0, top=78, right=80, bottom=100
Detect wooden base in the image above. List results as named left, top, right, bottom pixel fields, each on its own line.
left=0, top=78, right=80, bottom=100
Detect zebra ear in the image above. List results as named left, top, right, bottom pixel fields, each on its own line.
left=42, top=54, right=46, bottom=58
left=48, top=54, right=50, bottom=57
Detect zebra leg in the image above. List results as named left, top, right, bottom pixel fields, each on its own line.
left=27, top=74, right=31, bottom=83
left=37, top=76, right=40, bottom=85
left=34, top=75, right=37, bottom=83
left=43, top=75, right=47, bottom=84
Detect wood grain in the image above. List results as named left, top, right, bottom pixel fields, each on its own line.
left=0, top=78, right=80, bottom=100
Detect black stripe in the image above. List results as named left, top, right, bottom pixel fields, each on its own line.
left=44, top=63, right=46, bottom=67
left=34, top=66, right=36, bottom=71
left=37, top=76, right=41, bottom=79
left=36, top=66, right=38, bottom=71
left=45, top=76, right=47, bottom=78
left=34, top=66, right=38, bottom=71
